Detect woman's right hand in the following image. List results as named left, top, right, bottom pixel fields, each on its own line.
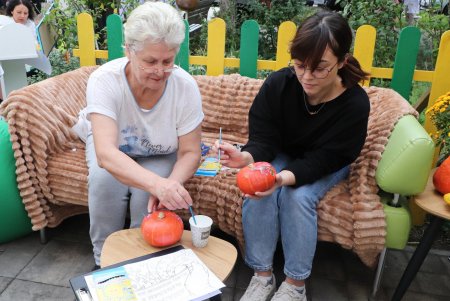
left=150, top=177, right=192, bottom=211
left=211, top=141, right=253, bottom=168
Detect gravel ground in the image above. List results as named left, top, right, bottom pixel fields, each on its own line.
left=408, top=217, right=450, bottom=251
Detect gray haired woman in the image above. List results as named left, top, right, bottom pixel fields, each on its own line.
left=83, top=1, right=204, bottom=269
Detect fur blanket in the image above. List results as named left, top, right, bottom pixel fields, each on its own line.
left=0, top=67, right=417, bottom=267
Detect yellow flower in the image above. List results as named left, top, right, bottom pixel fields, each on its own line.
left=430, top=91, right=450, bottom=159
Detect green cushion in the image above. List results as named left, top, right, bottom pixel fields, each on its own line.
left=0, top=119, right=32, bottom=243
left=380, top=192, right=411, bottom=250
left=376, top=115, right=435, bottom=195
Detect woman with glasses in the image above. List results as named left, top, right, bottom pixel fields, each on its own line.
left=80, top=2, right=203, bottom=270
left=212, top=11, right=369, bottom=301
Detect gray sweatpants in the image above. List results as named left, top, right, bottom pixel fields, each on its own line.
left=86, top=134, right=177, bottom=265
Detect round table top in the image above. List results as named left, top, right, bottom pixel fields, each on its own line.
left=414, top=169, right=450, bottom=221
left=101, top=229, right=238, bottom=282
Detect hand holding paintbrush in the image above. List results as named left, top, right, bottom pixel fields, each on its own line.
left=212, top=128, right=254, bottom=169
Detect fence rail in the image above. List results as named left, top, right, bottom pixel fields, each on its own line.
left=72, top=13, right=450, bottom=135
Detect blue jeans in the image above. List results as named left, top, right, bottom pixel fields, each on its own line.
left=242, top=153, right=349, bottom=280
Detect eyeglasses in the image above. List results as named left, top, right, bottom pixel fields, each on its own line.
left=131, top=51, right=177, bottom=75
left=288, top=61, right=338, bottom=79
left=137, top=64, right=178, bottom=75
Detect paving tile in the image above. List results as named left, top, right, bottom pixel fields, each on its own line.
left=384, top=287, right=450, bottom=301
left=369, top=288, right=391, bottom=301
left=382, top=254, right=450, bottom=296
left=380, top=265, right=421, bottom=290
left=347, top=278, right=373, bottom=301
left=220, top=287, right=235, bottom=301
left=384, top=249, right=411, bottom=272
left=233, top=287, right=246, bottom=301
left=414, top=272, right=450, bottom=297
left=309, top=277, right=348, bottom=301
left=439, top=255, right=450, bottom=274
left=428, top=248, right=450, bottom=257
left=17, top=239, right=94, bottom=287
left=0, top=277, right=12, bottom=294
left=0, top=232, right=45, bottom=278
left=0, top=279, right=75, bottom=301
left=414, top=252, right=448, bottom=274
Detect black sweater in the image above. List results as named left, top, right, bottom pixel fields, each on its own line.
left=241, top=68, right=370, bottom=187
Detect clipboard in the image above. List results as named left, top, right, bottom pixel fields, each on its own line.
left=69, top=245, right=184, bottom=301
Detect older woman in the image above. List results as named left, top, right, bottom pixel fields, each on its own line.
left=84, top=2, right=203, bottom=269
left=213, top=11, right=370, bottom=301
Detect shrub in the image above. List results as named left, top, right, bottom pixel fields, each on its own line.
left=28, top=50, right=80, bottom=84
left=201, top=0, right=314, bottom=60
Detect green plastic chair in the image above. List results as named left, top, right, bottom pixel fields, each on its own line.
left=371, top=115, right=435, bottom=299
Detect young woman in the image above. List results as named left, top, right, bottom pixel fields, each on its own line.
left=212, top=11, right=370, bottom=301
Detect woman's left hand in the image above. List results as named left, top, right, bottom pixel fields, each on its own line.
left=245, top=170, right=295, bottom=200
left=245, top=174, right=283, bottom=200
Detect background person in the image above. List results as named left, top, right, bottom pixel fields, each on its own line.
left=1, top=0, right=51, bottom=77
left=81, top=1, right=203, bottom=269
left=4, top=0, right=36, bottom=38
left=212, top=10, right=370, bottom=301
left=404, top=0, right=420, bottom=25
left=0, top=0, right=37, bottom=99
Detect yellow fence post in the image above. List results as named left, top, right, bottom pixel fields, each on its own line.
left=77, top=13, right=96, bottom=66
left=275, top=21, right=296, bottom=70
left=353, top=25, right=376, bottom=87
left=207, top=18, right=226, bottom=76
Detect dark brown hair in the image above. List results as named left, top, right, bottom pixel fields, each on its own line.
left=6, top=0, right=34, bottom=21
left=290, top=10, right=369, bottom=87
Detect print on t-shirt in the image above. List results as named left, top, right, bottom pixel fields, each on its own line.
left=119, top=124, right=172, bottom=156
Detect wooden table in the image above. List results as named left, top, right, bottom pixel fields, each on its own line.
left=101, top=229, right=238, bottom=282
left=391, top=171, right=450, bottom=300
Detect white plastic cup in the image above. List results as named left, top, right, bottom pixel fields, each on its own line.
left=189, top=215, right=213, bottom=248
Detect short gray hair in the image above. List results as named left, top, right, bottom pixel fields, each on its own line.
left=124, top=2, right=185, bottom=52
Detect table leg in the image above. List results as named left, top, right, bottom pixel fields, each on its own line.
left=391, top=215, right=444, bottom=301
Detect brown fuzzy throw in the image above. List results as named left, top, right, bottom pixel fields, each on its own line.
left=0, top=69, right=417, bottom=267
left=0, top=67, right=97, bottom=229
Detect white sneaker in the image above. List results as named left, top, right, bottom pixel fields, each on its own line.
left=240, top=274, right=276, bottom=301
left=271, top=282, right=307, bottom=301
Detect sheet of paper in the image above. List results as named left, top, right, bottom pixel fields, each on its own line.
left=85, top=249, right=224, bottom=301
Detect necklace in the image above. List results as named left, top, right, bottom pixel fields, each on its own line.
left=303, top=90, right=326, bottom=115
